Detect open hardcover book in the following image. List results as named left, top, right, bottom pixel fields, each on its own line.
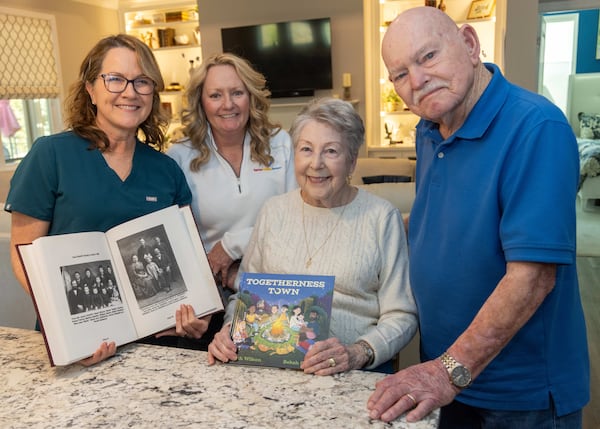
left=230, top=272, right=334, bottom=369
left=18, top=205, right=224, bottom=366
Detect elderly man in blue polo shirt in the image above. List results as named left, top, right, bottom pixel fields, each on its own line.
left=368, top=6, right=589, bottom=429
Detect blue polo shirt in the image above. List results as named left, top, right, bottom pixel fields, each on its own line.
left=5, top=131, right=192, bottom=234
left=409, top=64, right=589, bottom=415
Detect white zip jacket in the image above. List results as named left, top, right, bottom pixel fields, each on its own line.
left=167, top=126, right=297, bottom=260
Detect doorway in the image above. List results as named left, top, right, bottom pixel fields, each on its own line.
left=538, top=12, right=578, bottom=114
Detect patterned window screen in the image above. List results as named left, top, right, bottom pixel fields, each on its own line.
left=0, top=7, right=61, bottom=99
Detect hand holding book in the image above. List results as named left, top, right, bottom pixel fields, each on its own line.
left=209, top=272, right=335, bottom=370
left=155, top=303, right=211, bottom=339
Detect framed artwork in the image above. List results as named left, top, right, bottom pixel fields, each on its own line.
left=467, top=0, right=496, bottom=20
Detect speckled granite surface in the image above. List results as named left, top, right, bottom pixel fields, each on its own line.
left=0, top=327, right=438, bottom=428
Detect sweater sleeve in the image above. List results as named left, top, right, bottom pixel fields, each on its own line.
left=357, top=205, right=418, bottom=369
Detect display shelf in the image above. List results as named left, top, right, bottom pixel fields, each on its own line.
left=363, top=0, right=505, bottom=157
left=119, top=2, right=201, bottom=129
left=150, top=43, right=200, bottom=52
left=127, top=19, right=198, bottom=32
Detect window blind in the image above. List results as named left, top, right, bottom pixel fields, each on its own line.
left=0, top=7, right=61, bottom=99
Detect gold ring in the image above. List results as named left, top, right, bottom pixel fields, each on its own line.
left=328, top=357, right=336, bottom=367
left=405, top=393, right=417, bottom=407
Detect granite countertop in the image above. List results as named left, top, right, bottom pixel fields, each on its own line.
left=0, top=327, right=439, bottom=429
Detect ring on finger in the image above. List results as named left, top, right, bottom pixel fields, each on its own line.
left=405, top=393, right=417, bottom=408
left=328, top=357, right=336, bottom=367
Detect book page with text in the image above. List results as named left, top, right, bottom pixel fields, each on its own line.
left=20, top=231, right=138, bottom=366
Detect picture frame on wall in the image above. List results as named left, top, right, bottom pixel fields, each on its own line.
left=467, top=0, right=496, bottom=20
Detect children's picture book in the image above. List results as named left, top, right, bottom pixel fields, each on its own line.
left=230, top=272, right=335, bottom=369
left=18, top=205, right=224, bottom=366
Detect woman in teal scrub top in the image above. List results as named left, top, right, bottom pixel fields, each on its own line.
left=5, top=34, right=192, bottom=366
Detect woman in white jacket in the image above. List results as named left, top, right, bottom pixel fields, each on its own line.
left=163, top=53, right=297, bottom=350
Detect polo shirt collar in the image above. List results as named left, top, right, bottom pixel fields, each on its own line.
left=417, top=63, right=509, bottom=142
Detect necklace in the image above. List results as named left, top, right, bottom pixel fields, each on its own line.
left=301, top=199, right=348, bottom=268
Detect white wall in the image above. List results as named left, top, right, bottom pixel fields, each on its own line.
left=502, top=0, right=540, bottom=91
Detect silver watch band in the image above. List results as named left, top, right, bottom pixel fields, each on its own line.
left=356, top=340, right=374, bottom=367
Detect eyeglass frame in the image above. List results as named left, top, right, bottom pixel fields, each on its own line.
left=97, top=73, right=156, bottom=95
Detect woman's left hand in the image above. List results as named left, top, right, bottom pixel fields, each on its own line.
left=207, top=241, right=234, bottom=285
left=300, top=337, right=365, bottom=375
left=156, top=304, right=211, bottom=339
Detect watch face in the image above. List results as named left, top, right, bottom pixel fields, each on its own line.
left=451, top=366, right=472, bottom=388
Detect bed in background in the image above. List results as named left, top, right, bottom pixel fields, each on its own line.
left=567, top=72, right=600, bottom=212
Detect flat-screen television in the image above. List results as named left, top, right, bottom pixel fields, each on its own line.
left=221, top=17, right=333, bottom=98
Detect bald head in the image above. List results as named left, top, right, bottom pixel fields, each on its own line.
left=392, top=6, right=456, bottom=29
left=382, top=7, right=460, bottom=64
left=381, top=6, right=486, bottom=134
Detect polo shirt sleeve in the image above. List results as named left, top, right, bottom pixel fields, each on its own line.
left=499, top=119, right=579, bottom=264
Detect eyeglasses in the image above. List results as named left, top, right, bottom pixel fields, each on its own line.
left=98, top=73, right=155, bottom=95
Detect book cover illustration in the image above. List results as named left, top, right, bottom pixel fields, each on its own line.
left=230, top=272, right=335, bottom=369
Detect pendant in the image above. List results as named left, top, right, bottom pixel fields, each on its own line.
left=306, top=258, right=312, bottom=268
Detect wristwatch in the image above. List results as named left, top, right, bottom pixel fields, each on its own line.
left=440, top=352, right=472, bottom=388
left=356, top=340, right=374, bottom=367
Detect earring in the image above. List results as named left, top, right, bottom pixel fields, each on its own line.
left=347, top=175, right=352, bottom=185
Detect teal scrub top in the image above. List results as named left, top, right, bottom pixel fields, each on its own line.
left=5, top=131, right=192, bottom=234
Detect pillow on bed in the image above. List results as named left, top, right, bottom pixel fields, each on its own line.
left=578, top=112, right=600, bottom=139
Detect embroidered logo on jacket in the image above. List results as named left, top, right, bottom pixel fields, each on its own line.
left=253, top=166, right=282, bottom=172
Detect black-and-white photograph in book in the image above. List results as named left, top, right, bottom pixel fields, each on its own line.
left=60, top=260, right=123, bottom=316
left=117, top=224, right=187, bottom=309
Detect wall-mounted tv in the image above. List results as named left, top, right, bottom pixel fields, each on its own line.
left=221, top=17, right=333, bottom=98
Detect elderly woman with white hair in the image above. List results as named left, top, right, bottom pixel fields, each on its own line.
left=208, top=97, right=417, bottom=374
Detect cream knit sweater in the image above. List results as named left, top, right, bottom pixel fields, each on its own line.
left=226, top=188, right=418, bottom=369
